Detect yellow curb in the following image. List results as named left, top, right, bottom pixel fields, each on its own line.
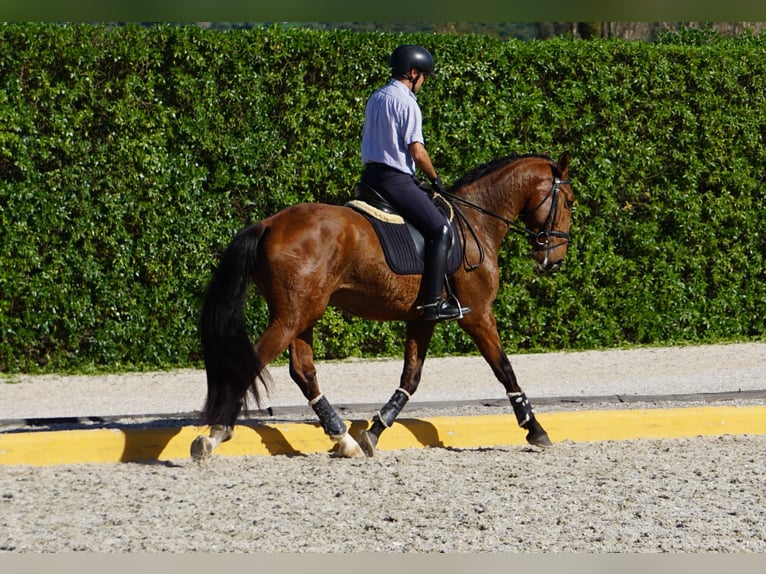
left=1, top=405, right=765, bottom=466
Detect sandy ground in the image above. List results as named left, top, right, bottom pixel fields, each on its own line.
left=1, top=342, right=765, bottom=553
left=1, top=435, right=765, bottom=552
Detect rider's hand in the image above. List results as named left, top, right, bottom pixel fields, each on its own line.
left=429, top=176, right=445, bottom=195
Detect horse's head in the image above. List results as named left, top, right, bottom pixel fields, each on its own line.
left=519, top=151, right=575, bottom=272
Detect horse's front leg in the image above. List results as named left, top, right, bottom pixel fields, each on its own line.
left=358, top=321, right=435, bottom=457
left=461, top=312, right=552, bottom=447
left=290, top=329, right=364, bottom=458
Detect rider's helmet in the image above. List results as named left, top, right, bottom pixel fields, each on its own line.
left=389, top=44, right=436, bottom=78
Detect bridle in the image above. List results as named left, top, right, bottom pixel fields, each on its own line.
left=440, top=177, right=572, bottom=271
left=519, top=176, right=572, bottom=257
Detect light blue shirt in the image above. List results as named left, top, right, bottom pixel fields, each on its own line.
left=361, top=79, right=424, bottom=175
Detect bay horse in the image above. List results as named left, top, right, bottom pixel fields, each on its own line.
left=192, top=152, right=574, bottom=460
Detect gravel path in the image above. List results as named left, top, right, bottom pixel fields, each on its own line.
left=3, top=342, right=766, bottom=420
left=2, top=342, right=765, bottom=553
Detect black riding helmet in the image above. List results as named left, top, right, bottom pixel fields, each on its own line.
left=389, top=44, right=436, bottom=78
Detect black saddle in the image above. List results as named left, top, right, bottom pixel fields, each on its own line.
left=345, top=182, right=463, bottom=276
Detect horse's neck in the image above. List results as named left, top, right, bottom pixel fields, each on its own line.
left=452, top=190, right=504, bottom=255
left=461, top=168, right=527, bottom=237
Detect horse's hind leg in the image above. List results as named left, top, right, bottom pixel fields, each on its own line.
left=358, top=321, right=435, bottom=457
left=192, top=321, right=293, bottom=463
left=290, top=328, right=364, bottom=458
left=191, top=392, right=245, bottom=464
left=191, top=424, right=235, bottom=463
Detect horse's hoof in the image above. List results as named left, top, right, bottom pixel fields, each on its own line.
left=190, top=435, right=213, bottom=462
left=526, top=430, right=553, bottom=448
left=358, top=430, right=378, bottom=458
left=334, top=433, right=365, bottom=458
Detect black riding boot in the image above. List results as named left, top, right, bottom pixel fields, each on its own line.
left=420, top=225, right=471, bottom=321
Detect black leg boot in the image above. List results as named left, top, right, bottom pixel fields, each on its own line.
left=420, top=225, right=471, bottom=321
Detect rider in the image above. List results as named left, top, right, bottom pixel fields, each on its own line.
left=361, top=44, right=471, bottom=322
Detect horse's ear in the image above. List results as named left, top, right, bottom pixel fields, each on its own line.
left=557, top=151, right=570, bottom=177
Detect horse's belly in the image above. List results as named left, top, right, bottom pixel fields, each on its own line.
left=330, top=276, right=421, bottom=321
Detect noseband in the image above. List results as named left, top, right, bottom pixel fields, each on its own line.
left=443, top=177, right=571, bottom=270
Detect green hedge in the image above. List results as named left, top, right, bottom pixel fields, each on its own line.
left=1, top=23, right=765, bottom=372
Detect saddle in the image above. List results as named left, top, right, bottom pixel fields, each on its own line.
left=345, top=182, right=463, bottom=276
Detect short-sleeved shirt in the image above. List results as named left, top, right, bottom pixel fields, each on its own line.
left=361, top=79, right=424, bottom=175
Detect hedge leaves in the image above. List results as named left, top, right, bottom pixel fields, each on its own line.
left=1, top=24, right=764, bottom=372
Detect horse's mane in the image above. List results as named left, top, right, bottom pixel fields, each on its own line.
left=449, top=153, right=553, bottom=192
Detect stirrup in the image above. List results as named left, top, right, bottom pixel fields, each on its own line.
left=418, top=299, right=471, bottom=322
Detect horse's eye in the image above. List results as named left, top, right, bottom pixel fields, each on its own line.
left=564, top=200, right=574, bottom=209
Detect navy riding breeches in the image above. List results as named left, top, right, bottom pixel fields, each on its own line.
left=361, top=163, right=448, bottom=241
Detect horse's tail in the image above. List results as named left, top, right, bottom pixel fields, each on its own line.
left=199, top=223, right=272, bottom=427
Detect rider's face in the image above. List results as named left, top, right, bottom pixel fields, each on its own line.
left=411, top=70, right=426, bottom=93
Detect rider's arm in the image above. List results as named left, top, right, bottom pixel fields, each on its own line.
left=410, top=141, right=444, bottom=192
left=409, top=141, right=438, bottom=181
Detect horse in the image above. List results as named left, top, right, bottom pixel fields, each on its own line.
left=191, top=152, right=574, bottom=460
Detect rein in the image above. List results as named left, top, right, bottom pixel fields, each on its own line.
left=441, top=177, right=571, bottom=270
